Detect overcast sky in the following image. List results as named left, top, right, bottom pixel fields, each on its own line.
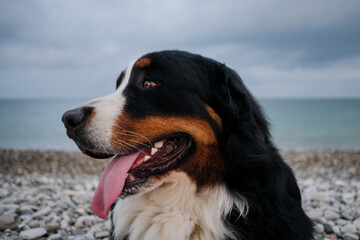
left=0, top=0, right=359, bottom=99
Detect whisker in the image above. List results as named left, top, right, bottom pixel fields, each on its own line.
left=112, top=135, right=147, bottom=155
left=113, top=125, right=154, bottom=147
left=128, top=138, right=153, bottom=148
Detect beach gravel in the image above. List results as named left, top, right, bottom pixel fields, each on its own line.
left=0, top=149, right=359, bottom=239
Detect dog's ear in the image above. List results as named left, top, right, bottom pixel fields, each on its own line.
left=213, top=64, right=272, bottom=150
left=211, top=64, right=278, bottom=190
left=213, top=64, right=313, bottom=239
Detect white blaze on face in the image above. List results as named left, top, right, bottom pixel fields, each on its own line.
left=80, top=60, right=136, bottom=153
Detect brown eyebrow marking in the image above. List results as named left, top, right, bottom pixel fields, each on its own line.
left=135, top=58, right=151, bottom=68
left=205, top=105, right=222, bottom=130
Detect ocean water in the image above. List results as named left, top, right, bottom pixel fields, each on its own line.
left=0, top=99, right=359, bottom=151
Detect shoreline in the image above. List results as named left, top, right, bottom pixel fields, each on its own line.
left=1, top=149, right=359, bottom=239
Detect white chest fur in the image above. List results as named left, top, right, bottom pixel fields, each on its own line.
left=111, top=172, right=247, bottom=240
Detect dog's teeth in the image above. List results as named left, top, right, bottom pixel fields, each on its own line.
left=131, top=187, right=136, bottom=191
left=151, top=147, right=158, bottom=155
left=154, top=140, right=164, bottom=148
left=144, top=155, right=151, bottom=161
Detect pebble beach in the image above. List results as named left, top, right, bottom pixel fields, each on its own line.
left=0, top=149, right=359, bottom=240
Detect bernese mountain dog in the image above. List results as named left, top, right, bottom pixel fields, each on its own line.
left=62, top=50, right=313, bottom=240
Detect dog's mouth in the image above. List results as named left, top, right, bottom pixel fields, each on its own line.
left=89, top=135, right=193, bottom=219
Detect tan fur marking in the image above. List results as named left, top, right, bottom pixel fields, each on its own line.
left=135, top=58, right=151, bottom=68
left=111, top=114, right=224, bottom=185
left=205, top=105, right=222, bottom=129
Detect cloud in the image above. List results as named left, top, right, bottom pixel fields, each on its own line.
left=0, top=0, right=359, bottom=98
left=243, top=56, right=360, bottom=98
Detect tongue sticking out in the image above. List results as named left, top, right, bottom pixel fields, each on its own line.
left=91, top=151, right=141, bottom=219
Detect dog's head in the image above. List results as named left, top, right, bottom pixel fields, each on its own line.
left=62, top=50, right=271, bottom=220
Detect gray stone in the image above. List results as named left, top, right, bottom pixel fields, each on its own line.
left=306, top=210, right=323, bottom=221
left=2, top=197, right=20, bottom=204
left=95, top=231, right=111, bottom=238
left=333, top=226, right=340, bottom=235
left=324, top=211, right=340, bottom=221
left=323, top=223, right=334, bottom=234
left=0, top=214, right=18, bottom=231
left=332, top=226, right=341, bottom=235
left=74, top=215, right=96, bottom=228
left=49, top=233, right=62, bottom=240
left=314, top=224, right=324, bottom=234
left=19, top=208, right=34, bottom=216
left=46, top=221, right=59, bottom=231
left=353, top=218, right=360, bottom=230
left=341, top=210, right=355, bottom=220
left=29, top=220, right=40, bottom=228
left=337, top=218, right=349, bottom=226
left=32, top=206, right=51, bottom=218
left=342, top=193, right=355, bottom=204
left=3, top=209, right=16, bottom=215
left=72, top=228, right=85, bottom=235
left=0, top=189, right=9, bottom=198
left=60, top=220, right=69, bottom=229
left=19, top=228, right=47, bottom=239
left=341, top=223, right=357, bottom=234
left=310, top=192, right=329, bottom=202
left=343, top=233, right=359, bottom=240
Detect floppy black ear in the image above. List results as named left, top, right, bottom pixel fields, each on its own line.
left=211, top=64, right=276, bottom=189
left=213, top=64, right=274, bottom=154
left=212, top=64, right=313, bottom=239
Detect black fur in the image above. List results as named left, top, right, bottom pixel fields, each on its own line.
left=134, top=50, right=313, bottom=239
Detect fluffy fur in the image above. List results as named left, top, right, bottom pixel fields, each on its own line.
left=62, top=50, right=313, bottom=240
left=111, top=172, right=247, bottom=240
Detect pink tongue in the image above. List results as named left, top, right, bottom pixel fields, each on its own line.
left=91, top=151, right=141, bottom=219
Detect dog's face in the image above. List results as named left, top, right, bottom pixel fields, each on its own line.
left=62, top=50, right=249, bottom=219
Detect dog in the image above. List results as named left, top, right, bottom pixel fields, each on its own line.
left=62, top=50, right=313, bottom=240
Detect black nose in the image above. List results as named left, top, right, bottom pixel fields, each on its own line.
left=62, top=107, right=94, bottom=134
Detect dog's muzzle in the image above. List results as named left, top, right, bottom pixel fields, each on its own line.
left=61, top=106, right=94, bottom=139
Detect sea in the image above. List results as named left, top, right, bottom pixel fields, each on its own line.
left=0, top=99, right=359, bottom=151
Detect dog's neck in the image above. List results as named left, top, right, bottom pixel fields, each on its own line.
left=110, top=172, right=247, bottom=240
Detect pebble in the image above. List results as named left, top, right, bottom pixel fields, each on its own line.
left=338, top=219, right=349, bottom=226
left=95, top=231, right=111, bottom=238
left=32, top=206, right=51, bottom=218
left=19, top=228, right=47, bottom=239
left=49, top=233, right=62, bottom=240
left=353, top=218, right=360, bottom=231
left=46, top=221, right=59, bottom=231
left=332, top=226, right=341, bottom=235
left=341, top=224, right=357, bottom=234
left=343, top=233, right=359, bottom=240
left=324, top=211, right=340, bottom=221
left=74, top=215, right=96, bottom=228
left=341, top=210, right=354, bottom=220
left=323, top=223, right=333, bottom=234
left=0, top=214, right=18, bottom=230
left=306, top=209, right=323, bottom=221
left=314, top=223, right=325, bottom=234
left=60, top=219, right=69, bottom=229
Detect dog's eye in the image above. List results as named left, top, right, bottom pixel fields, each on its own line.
left=143, top=80, right=157, bottom=89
